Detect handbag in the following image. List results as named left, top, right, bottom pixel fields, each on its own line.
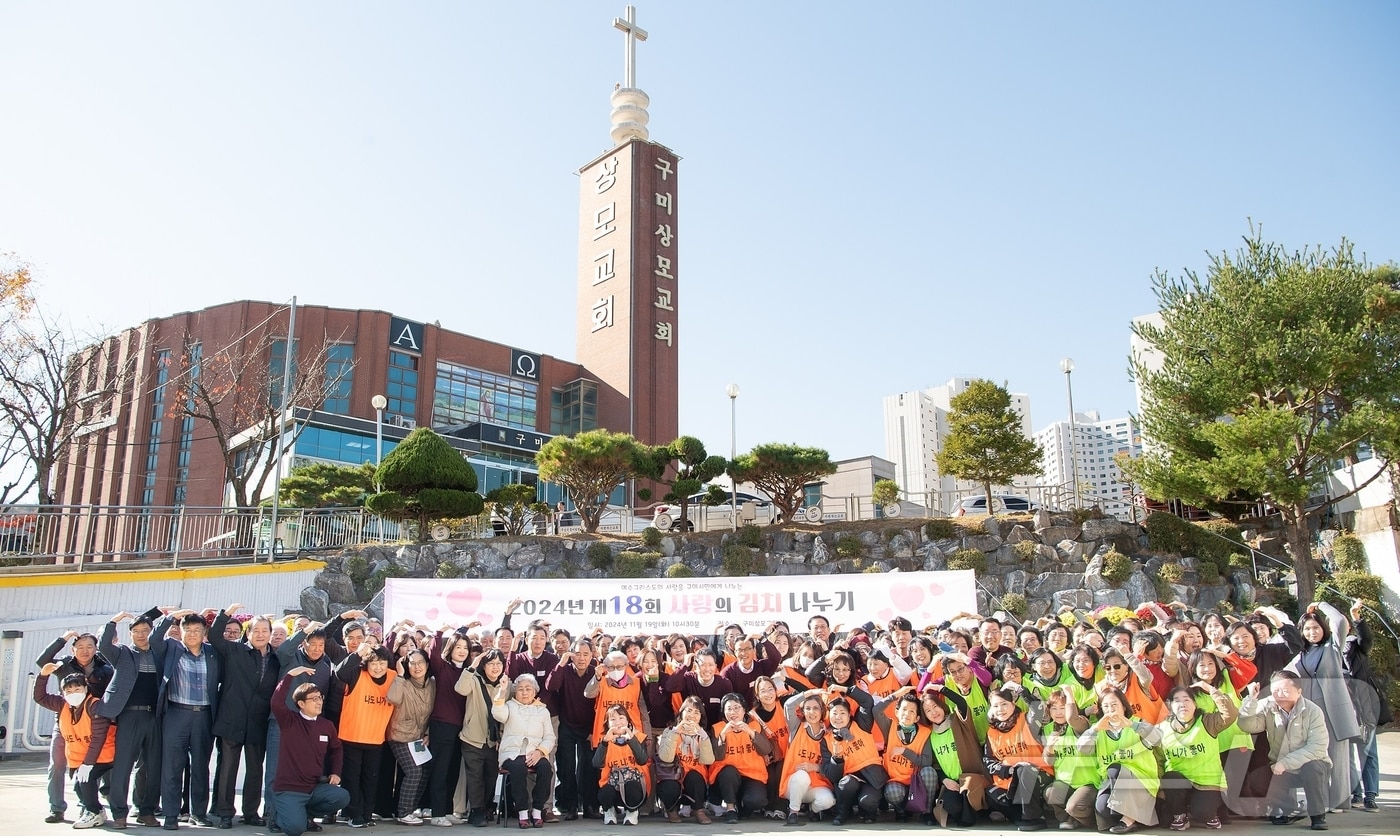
left=653, top=757, right=682, bottom=782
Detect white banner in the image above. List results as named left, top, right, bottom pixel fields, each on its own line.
left=384, top=570, right=976, bottom=635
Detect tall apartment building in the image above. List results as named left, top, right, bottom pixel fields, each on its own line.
left=882, top=378, right=1033, bottom=514
left=1033, top=411, right=1142, bottom=520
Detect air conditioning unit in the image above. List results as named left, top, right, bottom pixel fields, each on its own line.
left=389, top=415, right=416, bottom=429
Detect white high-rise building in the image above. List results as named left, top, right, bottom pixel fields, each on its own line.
left=883, top=378, right=1033, bottom=514
left=1034, top=411, right=1143, bottom=521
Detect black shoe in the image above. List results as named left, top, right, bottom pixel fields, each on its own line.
left=1021, top=820, right=1048, bottom=832
left=305, top=823, right=323, bottom=833
left=785, top=812, right=805, bottom=827
left=242, top=815, right=266, bottom=827
left=269, top=825, right=282, bottom=834
left=1309, top=817, right=1327, bottom=831
left=809, top=811, right=824, bottom=822
left=1108, top=824, right=1138, bottom=835
left=920, top=814, right=935, bottom=826
left=561, top=811, right=578, bottom=822
left=218, top=819, right=232, bottom=830
left=724, top=810, right=739, bottom=824
left=45, top=813, right=67, bottom=824
left=163, top=820, right=179, bottom=832
left=1271, top=815, right=1305, bottom=826
left=581, top=809, right=603, bottom=821
left=831, top=816, right=845, bottom=826
left=190, top=816, right=216, bottom=828
left=1364, top=798, right=1378, bottom=812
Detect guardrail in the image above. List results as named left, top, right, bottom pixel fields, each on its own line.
left=0, top=504, right=401, bottom=571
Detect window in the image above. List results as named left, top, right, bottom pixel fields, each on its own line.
left=269, top=340, right=298, bottom=409
left=322, top=344, right=354, bottom=414
left=433, top=361, right=538, bottom=431
left=550, top=379, right=598, bottom=435
left=387, top=350, right=418, bottom=420
left=174, top=344, right=200, bottom=505
left=141, top=350, right=172, bottom=511
left=297, top=426, right=398, bottom=466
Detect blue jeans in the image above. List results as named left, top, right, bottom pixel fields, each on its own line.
left=274, top=784, right=351, bottom=836
left=264, top=717, right=281, bottom=823
left=1351, top=728, right=1379, bottom=800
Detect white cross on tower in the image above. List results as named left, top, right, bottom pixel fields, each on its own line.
left=613, top=5, right=648, bottom=89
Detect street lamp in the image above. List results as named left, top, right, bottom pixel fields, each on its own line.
left=371, top=394, right=387, bottom=465
left=726, top=384, right=740, bottom=530
left=1059, top=358, right=1079, bottom=509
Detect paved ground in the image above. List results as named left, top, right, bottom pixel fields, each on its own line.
left=3, top=734, right=1399, bottom=836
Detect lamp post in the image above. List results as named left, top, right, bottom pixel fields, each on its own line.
left=726, top=383, right=740, bottom=530
left=1059, top=358, right=1079, bottom=509
left=371, top=394, right=387, bottom=466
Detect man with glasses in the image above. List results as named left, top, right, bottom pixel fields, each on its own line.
left=269, top=668, right=348, bottom=836
left=210, top=604, right=280, bottom=829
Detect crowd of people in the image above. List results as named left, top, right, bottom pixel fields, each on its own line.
left=34, top=593, right=1389, bottom=833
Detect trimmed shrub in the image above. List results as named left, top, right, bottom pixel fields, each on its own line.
left=614, top=551, right=659, bottom=578
left=924, top=518, right=959, bottom=540
left=1071, top=507, right=1095, bottom=525
left=586, top=541, right=614, bottom=570
left=641, top=526, right=662, bottom=547
left=366, top=561, right=404, bottom=595
left=1012, top=540, right=1039, bottom=562
left=872, top=479, right=899, bottom=507
left=835, top=536, right=865, bottom=559
left=737, top=524, right=763, bottom=549
left=1333, top=535, right=1369, bottom=573
left=1195, top=519, right=1245, bottom=574
left=1322, top=571, right=1384, bottom=609
left=344, top=554, right=371, bottom=588
left=947, top=548, right=987, bottom=574
left=722, top=544, right=762, bottom=576
left=1101, top=550, right=1133, bottom=583
left=665, top=562, right=695, bottom=578
left=1198, top=561, right=1221, bottom=583
left=435, top=561, right=465, bottom=579
left=863, top=565, right=883, bottom=573
left=1001, top=592, right=1028, bottom=617
left=1145, top=512, right=1195, bottom=554
left=1229, top=552, right=1254, bottom=571
left=1158, top=562, right=1186, bottom=583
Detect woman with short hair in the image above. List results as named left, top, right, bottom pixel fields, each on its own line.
left=1078, top=687, right=1161, bottom=834
left=656, top=696, right=716, bottom=824
left=1158, top=683, right=1237, bottom=831
left=593, top=705, right=650, bottom=826
left=491, top=673, right=555, bottom=828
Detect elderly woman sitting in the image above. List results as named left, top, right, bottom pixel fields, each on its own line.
left=491, top=673, right=556, bottom=828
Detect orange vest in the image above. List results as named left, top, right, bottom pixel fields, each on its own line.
left=753, top=704, right=789, bottom=763
left=709, top=719, right=769, bottom=783
left=1114, top=674, right=1164, bottom=725
left=826, top=725, right=881, bottom=775
left=61, top=699, right=116, bottom=767
left=882, top=724, right=932, bottom=785
left=860, top=670, right=902, bottom=749
left=591, top=675, right=646, bottom=746
left=779, top=726, right=833, bottom=796
left=986, top=712, right=1053, bottom=790
left=339, top=670, right=396, bottom=745
left=597, top=734, right=651, bottom=793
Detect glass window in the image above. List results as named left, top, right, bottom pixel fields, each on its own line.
left=295, top=425, right=399, bottom=466
left=548, top=379, right=598, bottom=435
left=270, top=340, right=298, bottom=409
left=323, top=343, right=355, bottom=414
left=387, top=350, right=418, bottom=420
left=433, top=361, right=538, bottom=431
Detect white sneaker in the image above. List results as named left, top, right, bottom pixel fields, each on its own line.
left=73, top=810, right=107, bottom=830
left=429, top=818, right=454, bottom=827
left=1060, top=823, right=1075, bottom=831
left=420, top=809, right=434, bottom=819
left=602, top=809, right=616, bottom=825
left=398, top=814, right=425, bottom=826
left=445, top=813, right=466, bottom=824
left=624, top=810, right=639, bottom=826
left=679, top=805, right=692, bottom=818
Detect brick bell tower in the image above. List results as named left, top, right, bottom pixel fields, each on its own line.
left=575, top=5, right=679, bottom=447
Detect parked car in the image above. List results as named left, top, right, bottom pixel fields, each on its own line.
left=954, top=494, right=1039, bottom=516
left=653, top=490, right=777, bottom=531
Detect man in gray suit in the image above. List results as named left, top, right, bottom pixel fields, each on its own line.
left=98, top=610, right=164, bottom=828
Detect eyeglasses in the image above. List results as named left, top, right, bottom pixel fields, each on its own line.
left=1105, top=663, right=1125, bottom=672
left=299, top=695, right=324, bottom=703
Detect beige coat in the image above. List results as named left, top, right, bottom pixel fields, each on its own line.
left=385, top=674, right=436, bottom=743
left=1236, top=694, right=1331, bottom=772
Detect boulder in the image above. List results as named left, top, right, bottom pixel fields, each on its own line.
left=659, top=537, right=676, bottom=557
left=366, top=588, right=385, bottom=620
left=1124, top=570, right=1156, bottom=606
left=964, top=534, right=1002, bottom=553
left=811, top=537, right=831, bottom=565
left=1055, top=540, right=1088, bottom=561
left=1168, top=583, right=1197, bottom=606
left=1040, top=526, right=1080, bottom=545
left=1025, top=598, right=1052, bottom=620
left=1093, top=588, right=1131, bottom=609
left=993, top=545, right=1021, bottom=568
left=1032, top=509, right=1054, bottom=531
left=300, top=586, right=330, bottom=622
left=1052, top=589, right=1094, bottom=612
left=981, top=517, right=1003, bottom=538
left=1230, top=571, right=1257, bottom=609
left=1004, top=570, right=1029, bottom=596
left=507, top=544, right=546, bottom=569
left=315, top=571, right=358, bottom=605
left=922, top=550, right=948, bottom=572
left=1080, top=518, right=1126, bottom=540
left=887, top=534, right=914, bottom=559
left=1083, top=554, right=1108, bottom=592
left=859, top=531, right=880, bottom=547
left=392, top=545, right=421, bottom=572
left=980, top=575, right=1005, bottom=597
left=1026, top=572, right=1084, bottom=597
left=1005, top=525, right=1036, bottom=544
left=1195, top=584, right=1231, bottom=612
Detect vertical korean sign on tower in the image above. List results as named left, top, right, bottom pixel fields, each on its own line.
left=576, top=141, right=681, bottom=446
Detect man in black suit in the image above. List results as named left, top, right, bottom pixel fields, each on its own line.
left=209, top=604, right=280, bottom=829
left=151, top=610, right=222, bottom=830
left=98, top=611, right=163, bottom=828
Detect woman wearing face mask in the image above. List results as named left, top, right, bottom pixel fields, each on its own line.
left=749, top=677, right=790, bottom=820
left=656, top=696, right=716, bottom=824
left=1041, top=687, right=1096, bottom=831
left=983, top=686, right=1054, bottom=830
left=586, top=651, right=649, bottom=752
left=1077, top=687, right=1161, bottom=834
left=913, top=684, right=987, bottom=826
left=455, top=649, right=506, bottom=826
left=708, top=693, right=773, bottom=822
left=1158, top=683, right=1237, bottom=831
left=1095, top=648, right=1163, bottom=725
left=779, top=640, right=821, bottom=695
left=491, top=674, right=555, bottom=829
left=1287, top=606, right=1362, bottom=812
left=593, top=705, right=650, bottom=826
left=778, top=695, right=836, bottom=825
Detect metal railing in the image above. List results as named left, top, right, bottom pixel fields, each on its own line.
left=0, top=504, right=401, bottom=571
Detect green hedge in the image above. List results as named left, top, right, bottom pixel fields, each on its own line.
left=614, top=551, right=659, bottom=578
left=722, top=544, right=763, bottom=576
left=947, top=548, right=987, bottom=574
left=586, top=542, right=614, bottom=570
left=665, top=562, right=695, bottom=578
left=1333, top=535, right=1369, bottom=573
left=1145, top=512, right=1195, bottom=554
left=1000, top=592, right=1028, bottom=617
left=1102, top=550, right=1133, bottom=583
left=924, top=519, right=959, bottom=540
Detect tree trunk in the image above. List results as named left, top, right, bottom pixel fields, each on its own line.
left=982, top=481, right=994, bottom=514
left=1285, top=501, right=1316, bottom=606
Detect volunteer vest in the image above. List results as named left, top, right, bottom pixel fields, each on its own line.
left=591, top=675, right=645, bottom=746
left=61, top=698, right=116, bottom=768
left=1094, top=724, right=1160, bottom=796
left=1107, top=674, right=1164, bottom=725
left=597, top=735, right=651, bottom=793
left=882, top=724, right=932, bottom=785
left=1042, top=722, right=1097, bottom=789
left=861, top=670, right=902, bottom=748
left=927, top=724, right=963, bottom=780
left=339, top=670, right=396, bottom=745
left=826, top=724, right=880, bottom=775
left=1066, top=676, right=1099, bottom=715
left=709, top=719, right=769, bottom=783
left=950, top=679, right=989, bottom=744
left=1022, top=669, right=1069, bottom=704
left=1159, top=716, right=1225, bottom=790
left=753, top=704, right=789, bottom=763
left=779, top=726, right=832, bottom=796
left=1193, top=679, right=1252, bottom=752
left=986, top=713, right=1053, bottom=790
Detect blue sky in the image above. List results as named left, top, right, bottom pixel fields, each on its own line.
left=2, top=2, right=1397, bottom=464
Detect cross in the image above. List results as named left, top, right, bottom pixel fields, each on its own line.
left=613, top=5, right=648, bottom=89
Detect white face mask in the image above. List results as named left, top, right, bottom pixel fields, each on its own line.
left=608, top=669, right=627, bottom=683
left=798, top=655, right=813, bottom=667
left=64, top=692, right=86, bottom=707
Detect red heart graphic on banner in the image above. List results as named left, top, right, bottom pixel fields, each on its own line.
left=424, top=607, right=440, bottom=622
left=889, top=583, right=924, bottom=611
left=445, top=588, right=482, bottom=617
left=877, top=608, right=894, bottom=622
left=477, top=613, right=493, bottom=626
left=928, top=583, right=945, bottom=597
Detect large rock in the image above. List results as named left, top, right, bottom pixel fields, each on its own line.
left=1052, top=589, right=1094, bottom=611
left=1006, top=525, right=1036, bottom=544
left=1056, top=540, right=1089, bottom=561
left=1084, top=554, right=1108, bottom=592
left=507, top=544, right=546, bottom=569
left=980, top=575, right=1005, bottom=597
left=1230, top=571, right=1257, bottom=609
left=921, top=550, right=948, bottom=572
left=1195, top=584, right=1231, bottom=612
left=981, top=516, right=1003, bottom=538
left=1168, top=583, right=1197, bottom=606
left=315, top=571, right=358, bottom=605
left=1093, top=588, right=1131, bottom=608
left=1027, top=572, right=1084, bottom=597
left=887, top=534, right=914, bottom=559
left=1004, top=569, right=1029, bottom=596
left=1032, top=509, right=1054, bottom=531
left=811, top=537, right=831, bottom=565
left=1124, top=570, right=1156, bottom=606
left=964, top=534, right=1002, bottom=553
left=1081, top=518, right=1126, bottom=541
left=300, top=586, right=330, bottom=622
left=1040, top=526, right=1080, bottom=545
